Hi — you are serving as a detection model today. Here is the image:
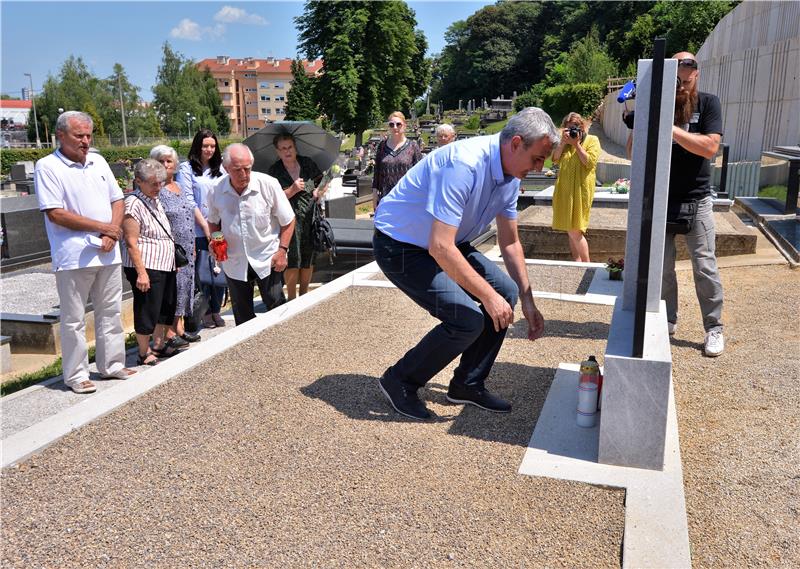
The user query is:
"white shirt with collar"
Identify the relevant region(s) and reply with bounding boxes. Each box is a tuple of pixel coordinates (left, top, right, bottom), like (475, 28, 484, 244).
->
(206, 171, 294, 281)
(34, 149, 124, 271)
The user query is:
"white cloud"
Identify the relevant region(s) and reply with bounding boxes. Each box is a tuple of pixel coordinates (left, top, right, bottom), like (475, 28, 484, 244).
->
(214, 6, 267, 25)
(170, 19, 226, 41)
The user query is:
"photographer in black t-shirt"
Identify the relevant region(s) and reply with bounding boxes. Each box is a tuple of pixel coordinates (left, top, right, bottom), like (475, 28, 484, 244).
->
(625, 52, 725, 357)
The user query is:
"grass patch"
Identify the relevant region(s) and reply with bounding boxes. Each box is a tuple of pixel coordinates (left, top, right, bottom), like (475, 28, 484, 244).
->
(356, 202, 374, 216)
(1, 333, 138, 397)
(758, 185, 787, 202)
(340, 130, 374, 152)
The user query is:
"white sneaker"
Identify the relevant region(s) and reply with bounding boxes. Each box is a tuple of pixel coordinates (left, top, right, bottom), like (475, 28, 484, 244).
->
(667, 322, 677, 336)
(704, 329, 724, 357)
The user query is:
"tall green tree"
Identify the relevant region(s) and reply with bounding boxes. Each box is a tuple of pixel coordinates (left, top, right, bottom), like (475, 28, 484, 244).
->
(296, 0, 427, 145)
(284, 59, 318, 121)
(152, 42, 229, 137)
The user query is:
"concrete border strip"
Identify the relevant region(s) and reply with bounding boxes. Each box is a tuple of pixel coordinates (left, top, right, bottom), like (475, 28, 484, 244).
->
(519, 363, 691, 568)
(1, 266, 377, 468)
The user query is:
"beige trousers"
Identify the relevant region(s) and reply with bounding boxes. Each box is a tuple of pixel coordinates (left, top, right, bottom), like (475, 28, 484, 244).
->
(55, 264, 126, 386)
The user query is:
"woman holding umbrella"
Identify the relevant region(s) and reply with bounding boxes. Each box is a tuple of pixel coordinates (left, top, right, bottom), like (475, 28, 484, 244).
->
(268, 133, 324, 300)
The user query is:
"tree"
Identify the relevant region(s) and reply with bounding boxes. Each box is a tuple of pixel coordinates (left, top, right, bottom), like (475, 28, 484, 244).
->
(296, 0, 427, 145)
(151, 43, 229, 137)
(284, 59, 318, 121)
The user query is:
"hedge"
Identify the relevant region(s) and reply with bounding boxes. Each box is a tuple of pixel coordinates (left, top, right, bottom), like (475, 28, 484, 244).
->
(1, 139, 242, 175)
(540, 83, 605, 124)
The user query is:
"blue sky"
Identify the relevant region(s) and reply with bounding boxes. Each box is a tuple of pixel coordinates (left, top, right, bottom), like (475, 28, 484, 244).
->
(1, 1, 494, 102)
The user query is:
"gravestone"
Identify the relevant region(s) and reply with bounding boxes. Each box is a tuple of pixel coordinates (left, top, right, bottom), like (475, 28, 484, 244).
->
(598, 57, 678, 471)
(9, 164, 30, 182)
(109, 162, 129, 179)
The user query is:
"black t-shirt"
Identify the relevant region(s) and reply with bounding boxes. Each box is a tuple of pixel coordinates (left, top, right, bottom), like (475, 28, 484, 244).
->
(624, 92, 723, 205)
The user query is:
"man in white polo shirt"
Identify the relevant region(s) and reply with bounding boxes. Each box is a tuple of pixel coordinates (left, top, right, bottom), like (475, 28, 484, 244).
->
(35, 111, 136, 394)
(207, 143, 295, 325)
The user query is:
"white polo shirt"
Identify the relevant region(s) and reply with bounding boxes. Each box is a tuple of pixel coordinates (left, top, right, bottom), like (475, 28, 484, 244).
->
(206, 171, 295, 281)
(35, 150, 124, 272)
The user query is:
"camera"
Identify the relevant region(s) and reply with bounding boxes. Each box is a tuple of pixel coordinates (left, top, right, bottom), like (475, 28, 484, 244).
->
(567, 126, 582, 139)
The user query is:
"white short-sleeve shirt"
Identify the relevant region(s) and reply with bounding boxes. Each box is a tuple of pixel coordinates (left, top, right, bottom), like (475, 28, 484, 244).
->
(34, 150, 124, 271)
(206, 171, 295, 281)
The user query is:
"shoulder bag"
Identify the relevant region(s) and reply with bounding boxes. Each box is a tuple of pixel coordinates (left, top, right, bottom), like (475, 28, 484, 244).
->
(133, 195, 189, 267)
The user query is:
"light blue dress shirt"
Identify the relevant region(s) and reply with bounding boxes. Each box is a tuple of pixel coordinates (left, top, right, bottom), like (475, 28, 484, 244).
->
(374, 134, 519, 248)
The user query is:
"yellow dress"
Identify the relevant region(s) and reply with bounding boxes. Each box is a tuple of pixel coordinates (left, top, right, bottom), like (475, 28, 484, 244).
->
(551, 134, 601, 232)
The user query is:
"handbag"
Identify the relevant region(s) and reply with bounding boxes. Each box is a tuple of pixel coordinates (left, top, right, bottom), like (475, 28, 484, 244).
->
(196, 248, 227, 288)
(665, 200, 698, 235)
(133, 195, 189, 268)
(311, 202, 337, 256)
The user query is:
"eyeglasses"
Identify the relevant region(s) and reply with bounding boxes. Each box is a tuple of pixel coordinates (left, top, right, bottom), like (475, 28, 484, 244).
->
(677, 58, 698, 69)
(387, 122, 403, 128)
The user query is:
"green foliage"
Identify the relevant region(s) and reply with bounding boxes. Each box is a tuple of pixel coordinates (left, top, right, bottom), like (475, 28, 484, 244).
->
(432, 1, 737, 110)
(285, 59, 319, 121)
(1, 139, 241, 175)
(296, 0, 427, 144)
(514, 85, 545, 112)
(464, 114, 481, 130)
(540, 83, 605, 123)
(152, 42, 230, 137)
(24, 56, 165, 145)
(758, 185, 787, 201)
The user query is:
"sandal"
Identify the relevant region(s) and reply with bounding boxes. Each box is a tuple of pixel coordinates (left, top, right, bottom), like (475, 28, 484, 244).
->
(151, 337, 187, 358)
(99, 367, 137, 380)
(67, 380, 97, 394)
(137, 352, 159, 366)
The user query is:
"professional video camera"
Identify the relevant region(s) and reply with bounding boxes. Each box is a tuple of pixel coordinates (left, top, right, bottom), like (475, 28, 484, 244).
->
(620, 76, 684, 129)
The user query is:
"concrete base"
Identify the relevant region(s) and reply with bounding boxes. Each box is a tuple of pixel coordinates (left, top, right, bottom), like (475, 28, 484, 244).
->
(519, 364, 691, 568)
(517, 205, 757, 262)
(0, 336, 11, 374)
(599, 299, 672, 471)
(1, 297, 135, 355)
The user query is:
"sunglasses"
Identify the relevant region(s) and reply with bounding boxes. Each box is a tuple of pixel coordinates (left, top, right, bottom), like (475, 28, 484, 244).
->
(388, 122, 403, 128)
(677, 58, 698, 69)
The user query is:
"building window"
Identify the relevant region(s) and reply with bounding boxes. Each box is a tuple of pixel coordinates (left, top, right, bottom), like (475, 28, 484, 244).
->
(260, 95, 270, 101)
(274, 95, 285, 102)
(274, 81, 285, 89)
(246, 100, 256, 106)
(223, 80, 229, 87)
(259, 81, 270, 89)
(275, 108, 285, 115)
(245, 88, 257, 93)
(262, 108, 271, 115)
(244, 73, 256, 78)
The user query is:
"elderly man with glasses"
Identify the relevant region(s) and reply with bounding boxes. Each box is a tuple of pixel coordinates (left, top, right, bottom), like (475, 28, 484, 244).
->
(34, 111, 136, 393)
(206, 144, 295, 325)
(625, 52, 726, 357)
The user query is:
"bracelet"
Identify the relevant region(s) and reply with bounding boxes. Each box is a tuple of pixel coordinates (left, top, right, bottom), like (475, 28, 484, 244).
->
(279, 245, 289, 252)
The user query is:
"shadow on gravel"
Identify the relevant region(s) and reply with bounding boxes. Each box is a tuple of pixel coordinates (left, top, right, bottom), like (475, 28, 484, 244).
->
(300, 362, 554, 447)
(506, 317, 609, 341)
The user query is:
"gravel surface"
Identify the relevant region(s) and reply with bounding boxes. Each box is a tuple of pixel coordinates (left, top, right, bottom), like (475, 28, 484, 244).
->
(1, 287, 625, 567)
(0, 263, 61, 314)
(671, 264, 800, 567)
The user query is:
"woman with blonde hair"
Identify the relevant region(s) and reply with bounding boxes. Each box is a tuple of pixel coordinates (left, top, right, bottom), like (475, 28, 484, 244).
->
(372, 111, 422, 210)
(551, 112, 602, 262)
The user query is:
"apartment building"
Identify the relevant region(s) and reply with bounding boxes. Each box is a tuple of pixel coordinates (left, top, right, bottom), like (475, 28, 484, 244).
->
(197, 56, 323, 137)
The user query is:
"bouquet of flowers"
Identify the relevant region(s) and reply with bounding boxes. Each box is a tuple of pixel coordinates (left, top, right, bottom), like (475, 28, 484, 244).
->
(610, 178, 630, 194)
(316, 163, 342, 200)
(605, 257, 624, 280)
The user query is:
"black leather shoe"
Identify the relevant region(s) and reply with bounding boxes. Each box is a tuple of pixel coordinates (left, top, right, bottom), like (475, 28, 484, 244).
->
(378, 373, 430, 420)
(446, 384, 511, 413)
(181, 332, 201, 343)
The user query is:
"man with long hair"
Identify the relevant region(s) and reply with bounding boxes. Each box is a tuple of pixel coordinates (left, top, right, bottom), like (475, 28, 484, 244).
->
(626, 52, 726, 357)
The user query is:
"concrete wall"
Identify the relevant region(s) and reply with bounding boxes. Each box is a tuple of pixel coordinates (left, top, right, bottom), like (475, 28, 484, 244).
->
(602, 1, 800, 163)
(697, 0, 800, 161)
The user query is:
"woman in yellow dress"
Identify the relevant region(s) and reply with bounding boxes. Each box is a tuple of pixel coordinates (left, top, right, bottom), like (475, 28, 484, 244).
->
(551, 112, 601, 262)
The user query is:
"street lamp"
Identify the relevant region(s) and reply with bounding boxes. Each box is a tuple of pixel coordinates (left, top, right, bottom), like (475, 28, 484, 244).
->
(24, 73, 41, 148)
(186, 113, 196, 138)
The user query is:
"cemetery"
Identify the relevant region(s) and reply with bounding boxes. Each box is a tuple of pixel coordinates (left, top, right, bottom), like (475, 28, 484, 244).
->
(1, 1, 799, 567)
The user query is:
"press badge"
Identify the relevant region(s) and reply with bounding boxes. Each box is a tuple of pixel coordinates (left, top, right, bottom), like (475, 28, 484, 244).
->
(689, 113, 700, 124)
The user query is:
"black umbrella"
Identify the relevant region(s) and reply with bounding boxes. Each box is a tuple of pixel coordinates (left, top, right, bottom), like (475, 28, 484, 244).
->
(243, 121, 342, 174)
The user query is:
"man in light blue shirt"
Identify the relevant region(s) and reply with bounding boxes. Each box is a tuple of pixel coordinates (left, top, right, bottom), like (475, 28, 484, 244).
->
(373, 107, 559, 420)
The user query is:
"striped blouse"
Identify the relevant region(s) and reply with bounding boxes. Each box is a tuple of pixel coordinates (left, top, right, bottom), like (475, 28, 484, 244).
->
(122, 189, 175, 272)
